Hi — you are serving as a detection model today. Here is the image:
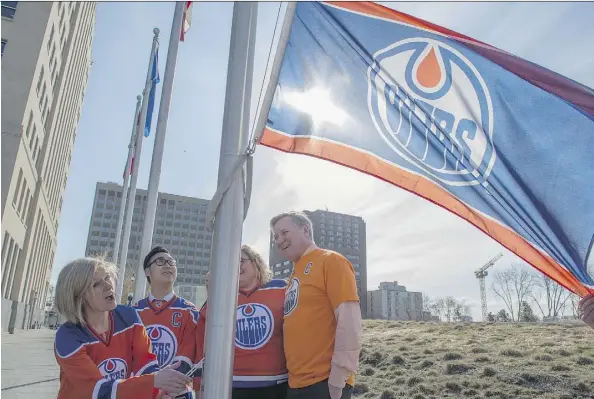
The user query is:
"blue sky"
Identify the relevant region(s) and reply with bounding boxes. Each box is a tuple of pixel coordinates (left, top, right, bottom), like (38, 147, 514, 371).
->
(52, 2, 594, 320)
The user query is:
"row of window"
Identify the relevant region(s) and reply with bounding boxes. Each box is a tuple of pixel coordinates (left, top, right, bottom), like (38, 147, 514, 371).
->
(12, 169, 32, 224)
(24, 111, 41, 162)
(1, 231, 21, 299)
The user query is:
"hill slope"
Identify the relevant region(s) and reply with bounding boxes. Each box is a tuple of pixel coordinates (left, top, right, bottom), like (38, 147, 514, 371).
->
(355, 320, 593, 398)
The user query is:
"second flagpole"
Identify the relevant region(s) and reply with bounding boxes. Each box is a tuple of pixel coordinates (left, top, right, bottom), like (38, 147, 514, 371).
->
(115, 29, 160, 303)
(133, 2, 186, 303)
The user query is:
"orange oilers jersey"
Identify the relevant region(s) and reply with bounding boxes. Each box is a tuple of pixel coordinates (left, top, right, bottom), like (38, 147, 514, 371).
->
(283, 249, 360, 388)
(54, 305, 160, 399)
(195, 279, 288, 388)
(134, 295, 199, 374)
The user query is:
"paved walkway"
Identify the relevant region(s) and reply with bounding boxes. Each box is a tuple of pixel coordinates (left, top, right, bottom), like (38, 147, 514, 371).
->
(1, 329, 59, 398)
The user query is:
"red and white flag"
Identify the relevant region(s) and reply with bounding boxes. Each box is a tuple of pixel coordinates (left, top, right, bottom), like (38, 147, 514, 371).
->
(180, 1, 192, 42)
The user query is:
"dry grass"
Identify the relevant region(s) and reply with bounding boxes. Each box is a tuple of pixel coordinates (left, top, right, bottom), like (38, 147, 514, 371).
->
(355, 320, 594, 398)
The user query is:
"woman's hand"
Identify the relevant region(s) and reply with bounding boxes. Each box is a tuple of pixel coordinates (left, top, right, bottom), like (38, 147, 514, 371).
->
(154, 361, 192, 394)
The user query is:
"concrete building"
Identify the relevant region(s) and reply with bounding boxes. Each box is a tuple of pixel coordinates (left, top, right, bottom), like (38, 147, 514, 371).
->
(367, 281, 423, 321)
(85, 182, 212, 293)
(1, 2, 96, 332)
(269, 210, 368, 317)
(175, 284, 207, 309)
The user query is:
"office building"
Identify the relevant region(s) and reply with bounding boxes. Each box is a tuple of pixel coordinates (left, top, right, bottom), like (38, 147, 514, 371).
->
(269, 209, 368, 317)
(367, 281, 423, 321)
(85, 182, 212, 292)
(1, 2, 96, 332)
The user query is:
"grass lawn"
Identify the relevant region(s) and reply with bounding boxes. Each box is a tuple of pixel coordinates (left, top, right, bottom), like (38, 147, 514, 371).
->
(354, 320, 594, 398)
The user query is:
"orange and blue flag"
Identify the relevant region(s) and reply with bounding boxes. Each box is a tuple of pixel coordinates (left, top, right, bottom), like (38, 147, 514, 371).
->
(261, 2, 594, 296)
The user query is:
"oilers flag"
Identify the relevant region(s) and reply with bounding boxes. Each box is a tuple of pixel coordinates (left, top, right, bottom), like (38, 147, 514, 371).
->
(261, 2, 594, 296)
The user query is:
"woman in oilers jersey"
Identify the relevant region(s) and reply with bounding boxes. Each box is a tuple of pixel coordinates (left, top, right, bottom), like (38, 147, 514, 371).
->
(53, 256, 192, 399)
(195, 245, 288, 399)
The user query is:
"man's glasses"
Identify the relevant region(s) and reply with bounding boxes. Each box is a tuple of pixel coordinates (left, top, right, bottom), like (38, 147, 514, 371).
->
(153, 257, 177, 267)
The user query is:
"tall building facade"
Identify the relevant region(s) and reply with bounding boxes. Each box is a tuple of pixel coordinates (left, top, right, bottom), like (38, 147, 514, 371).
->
(85, 182, 212, 295)
(269, 210, 368, 317)
(367, 281, 423, 321)
(1, 2, 96, 332)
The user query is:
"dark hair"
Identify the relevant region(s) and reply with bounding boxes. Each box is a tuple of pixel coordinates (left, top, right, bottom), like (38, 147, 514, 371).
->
(143, 246, 169, 284)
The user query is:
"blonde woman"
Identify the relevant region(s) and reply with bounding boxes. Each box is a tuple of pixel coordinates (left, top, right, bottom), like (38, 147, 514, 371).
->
(195, 245, 288, 399)
(54, 257, 192, 398)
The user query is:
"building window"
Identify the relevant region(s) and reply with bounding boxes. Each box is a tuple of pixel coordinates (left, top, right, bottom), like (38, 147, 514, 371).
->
(1, 1, 17, 19)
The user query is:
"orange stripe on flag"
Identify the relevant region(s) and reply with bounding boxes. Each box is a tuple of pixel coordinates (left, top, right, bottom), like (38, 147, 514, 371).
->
(324, 2, 494, 50)
(260, 127, 593, 297)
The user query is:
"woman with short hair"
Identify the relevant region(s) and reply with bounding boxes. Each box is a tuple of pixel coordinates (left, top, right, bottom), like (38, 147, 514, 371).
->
(195, 245, 288, 399)
(54, 256, 192, 398)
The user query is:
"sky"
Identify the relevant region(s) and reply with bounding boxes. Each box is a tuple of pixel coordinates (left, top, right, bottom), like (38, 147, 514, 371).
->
(51, 1, 594, 321)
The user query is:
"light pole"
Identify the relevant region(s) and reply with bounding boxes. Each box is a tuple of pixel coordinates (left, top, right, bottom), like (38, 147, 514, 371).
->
(127, 273, 136, 306)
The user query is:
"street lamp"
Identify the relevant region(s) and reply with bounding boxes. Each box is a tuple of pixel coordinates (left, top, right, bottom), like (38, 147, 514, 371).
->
(127, 273, 136, 306)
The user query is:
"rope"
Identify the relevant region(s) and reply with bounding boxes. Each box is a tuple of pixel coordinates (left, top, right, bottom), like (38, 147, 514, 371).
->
(247, 1, 284, 155)
(207, 3, 285, 229)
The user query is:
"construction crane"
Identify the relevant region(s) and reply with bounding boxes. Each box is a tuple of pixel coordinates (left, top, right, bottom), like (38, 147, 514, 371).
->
(475, 253, 504, 321)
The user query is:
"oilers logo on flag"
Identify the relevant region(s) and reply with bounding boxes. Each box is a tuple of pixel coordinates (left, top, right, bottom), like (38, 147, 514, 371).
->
(235, 303, 274, 350)
(284, 278, 299, 316)
(146, 325, 178, 367)
(97, 358, 128, 381)
(368, 38, 496, 187)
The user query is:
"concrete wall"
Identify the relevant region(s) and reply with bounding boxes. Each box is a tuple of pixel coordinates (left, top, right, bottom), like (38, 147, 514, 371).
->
(1, 298, 44, 333)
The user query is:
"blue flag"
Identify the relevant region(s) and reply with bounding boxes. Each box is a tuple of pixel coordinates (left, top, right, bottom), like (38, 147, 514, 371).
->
(145, 49, 160, 137)
(262, 2, 594, 296)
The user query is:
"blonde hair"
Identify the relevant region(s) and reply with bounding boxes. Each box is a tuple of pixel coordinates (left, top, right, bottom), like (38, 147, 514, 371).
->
(241, 244, 272, 285)
(55, 257, 118, 326)
(270, 211, 314, 240)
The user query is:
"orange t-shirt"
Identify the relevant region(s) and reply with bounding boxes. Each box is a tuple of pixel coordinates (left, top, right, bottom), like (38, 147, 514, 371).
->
(283, 248, 359, 388)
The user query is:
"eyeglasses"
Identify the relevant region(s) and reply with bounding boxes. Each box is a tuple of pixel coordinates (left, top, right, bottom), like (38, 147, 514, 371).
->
(153, 257, 177, 267)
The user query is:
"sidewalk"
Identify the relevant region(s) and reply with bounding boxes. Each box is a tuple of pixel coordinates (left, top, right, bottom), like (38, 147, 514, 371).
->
(1, 329, 59, 398)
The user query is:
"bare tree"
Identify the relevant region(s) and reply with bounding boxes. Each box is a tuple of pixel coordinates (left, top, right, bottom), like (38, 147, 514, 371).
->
(444, 296, 458, 322)
(492, 265, 537, 322)
(121, 264, 137, 304)
(529, 273, 572, 320)
(422, 293, 432, 321)
(430, 297, 445, 321)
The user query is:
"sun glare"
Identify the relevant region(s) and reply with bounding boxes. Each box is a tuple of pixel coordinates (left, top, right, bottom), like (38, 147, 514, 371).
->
(283, 87, 348, 129)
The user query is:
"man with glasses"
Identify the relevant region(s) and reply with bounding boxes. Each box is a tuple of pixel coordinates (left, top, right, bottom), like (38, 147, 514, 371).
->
(134, 246, 200, 398)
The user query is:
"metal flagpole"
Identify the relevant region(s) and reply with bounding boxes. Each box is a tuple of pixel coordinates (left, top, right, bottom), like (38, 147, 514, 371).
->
(115, 29, 160, 303)
(113, 96, 141, 273)
(133, 2, 185, 303)
(202, 2, 257, 398)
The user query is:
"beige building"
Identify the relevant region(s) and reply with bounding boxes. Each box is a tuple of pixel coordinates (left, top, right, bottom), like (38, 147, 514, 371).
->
(367, 281, 423, 321)
(1, 2, 96, 332)
(85, 182, 212, 290)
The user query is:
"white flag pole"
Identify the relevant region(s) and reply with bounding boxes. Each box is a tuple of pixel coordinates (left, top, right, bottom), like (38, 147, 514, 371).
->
(133, 2, 185, 303)
(116, 29, 160, 303)
(113, 95, 142, 270)
(202, 2, 258, 398)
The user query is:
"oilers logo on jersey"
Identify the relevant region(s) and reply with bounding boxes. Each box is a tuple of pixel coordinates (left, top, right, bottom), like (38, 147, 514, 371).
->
(283, 278, 299, 316)
(235, 303, 274, 350)
(97, 358, 128, 381)
(368, 37, 495, 187)
(146, 325, 178, 367)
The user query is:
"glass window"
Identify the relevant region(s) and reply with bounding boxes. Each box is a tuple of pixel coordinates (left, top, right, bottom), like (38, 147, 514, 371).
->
(1, 1, 17, 19)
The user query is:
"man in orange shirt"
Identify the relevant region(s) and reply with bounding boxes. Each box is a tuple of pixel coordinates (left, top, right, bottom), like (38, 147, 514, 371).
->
(271, 211, 362, 399)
